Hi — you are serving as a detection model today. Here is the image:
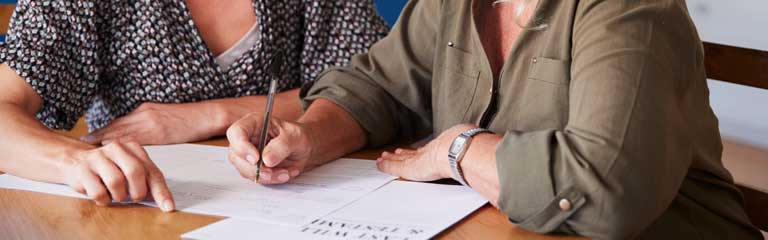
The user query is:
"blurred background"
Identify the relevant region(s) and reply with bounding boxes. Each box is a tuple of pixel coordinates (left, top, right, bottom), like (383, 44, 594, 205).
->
(0, 0, 765, 149)
(685, 0, 768, 149)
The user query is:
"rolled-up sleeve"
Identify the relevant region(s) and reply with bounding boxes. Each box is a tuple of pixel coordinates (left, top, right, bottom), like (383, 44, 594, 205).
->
(301, 0, 439, 147)
(496, 1, 704, 238)
(1, 0, 102, 130)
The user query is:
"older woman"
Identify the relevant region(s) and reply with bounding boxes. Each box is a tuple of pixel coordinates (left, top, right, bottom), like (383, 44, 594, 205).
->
(226, 0, 761, 239)
(0, 0, 387, 211)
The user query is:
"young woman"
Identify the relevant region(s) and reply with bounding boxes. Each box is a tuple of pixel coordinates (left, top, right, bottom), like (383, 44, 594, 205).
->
(0, 0, 387, 212)
(226, 0, 761, 239)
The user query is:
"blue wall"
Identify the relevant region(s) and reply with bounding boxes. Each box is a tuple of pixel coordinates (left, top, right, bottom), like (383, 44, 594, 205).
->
(374, 0, 407, 26)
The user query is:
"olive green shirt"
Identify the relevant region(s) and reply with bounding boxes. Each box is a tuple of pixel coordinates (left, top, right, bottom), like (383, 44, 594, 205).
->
(300, 0, 761, 239)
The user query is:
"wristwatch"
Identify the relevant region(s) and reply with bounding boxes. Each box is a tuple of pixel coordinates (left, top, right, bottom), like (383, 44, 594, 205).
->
(448, 128, 492, 187)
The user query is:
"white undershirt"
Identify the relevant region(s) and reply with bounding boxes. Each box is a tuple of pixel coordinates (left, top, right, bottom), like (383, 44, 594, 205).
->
(214, 22, 261, 72)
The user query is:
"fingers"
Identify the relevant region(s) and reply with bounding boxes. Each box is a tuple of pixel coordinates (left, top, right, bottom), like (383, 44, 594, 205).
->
(226, 114, 263, 165)
(101, 136, 138, 146)
(261, 137, 292, 167)
(257, 167, 302, 185)
(227, 114, 314, 185)
(394, 148, 417, 156)
(228, 151, 257, 181)
(377, 147, 444, 182)
(75, 141, 174, 212)
(227, 151, 300, 185)
(81, 118, 134, 145)
(289, 168, 301, 178)
(377, 149, 418, 179)
(107, 143, 149, 202)
(377, 149, 415, 162)
(93, 156, 129, 202)
(376, 156, 406, 178)
(112, 142, 175, 211)
(80, 168, 111, 206)
(146, 166, 175, 212)
(120, 141, 175, 212)
(81, 109, 152, 145)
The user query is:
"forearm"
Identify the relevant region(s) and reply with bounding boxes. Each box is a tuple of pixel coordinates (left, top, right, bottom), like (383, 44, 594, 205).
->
(460, 133, 504, 206)
(207, 88, 302, 137)
(297, 99, 367, 166)
(0, 103, 93, 183)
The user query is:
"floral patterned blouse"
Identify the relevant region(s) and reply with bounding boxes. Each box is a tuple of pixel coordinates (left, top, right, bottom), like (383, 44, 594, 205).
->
(0, 0, 389, 130)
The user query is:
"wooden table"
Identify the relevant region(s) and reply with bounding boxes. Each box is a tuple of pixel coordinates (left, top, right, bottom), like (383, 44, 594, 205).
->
(0, 120, 583, 240)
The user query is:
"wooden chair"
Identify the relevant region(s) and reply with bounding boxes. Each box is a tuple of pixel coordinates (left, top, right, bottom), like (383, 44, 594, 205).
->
(703, 42, 768, 233)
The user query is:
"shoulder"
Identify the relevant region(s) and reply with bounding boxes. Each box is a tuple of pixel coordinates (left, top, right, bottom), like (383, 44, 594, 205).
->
(572, 0, 701, 50)
(15, 0, 103, 14)
(11, 0, 108, 27)
(299, 0, 379, 14)
(574, 0, 693, 25)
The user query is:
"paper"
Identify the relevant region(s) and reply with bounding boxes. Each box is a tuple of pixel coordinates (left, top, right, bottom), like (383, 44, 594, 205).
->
(0, 144, 396, 227)
(183, 181, 489, 240)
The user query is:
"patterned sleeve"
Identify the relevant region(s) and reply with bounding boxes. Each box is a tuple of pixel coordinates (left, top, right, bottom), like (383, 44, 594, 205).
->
(299, 0, 390, 84)
(2, 0, 102, 130)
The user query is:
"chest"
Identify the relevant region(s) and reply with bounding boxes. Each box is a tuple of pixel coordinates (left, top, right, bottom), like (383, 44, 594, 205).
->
(432, 0, 575, 133)
(186, 0, 257, 56)
(477, 2, 524, 77)
(97, 1, 305, 101)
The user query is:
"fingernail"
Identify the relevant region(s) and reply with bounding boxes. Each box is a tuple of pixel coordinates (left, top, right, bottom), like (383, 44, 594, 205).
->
(278, 173, 289, 182)
(162, 200, 174, 212)
(261, 152, 272, 166)
(81, 135, 95, 143)
(260, 172, 272, 181)
(246, 155, 257, 164)
(290, 169, 300, 177)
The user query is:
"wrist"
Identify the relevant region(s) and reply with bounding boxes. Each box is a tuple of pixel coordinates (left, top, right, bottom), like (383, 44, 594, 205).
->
(208, 97, 263, 135)
(297, 100, 367, 166)
(439, 124, 478, 179)
(460, 133, 502, 177)
(443, 125, 497, 184)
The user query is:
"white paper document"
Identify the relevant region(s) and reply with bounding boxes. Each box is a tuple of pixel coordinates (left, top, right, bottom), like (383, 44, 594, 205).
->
(0, 144, 396, 227)
(182, 181, 489, 240)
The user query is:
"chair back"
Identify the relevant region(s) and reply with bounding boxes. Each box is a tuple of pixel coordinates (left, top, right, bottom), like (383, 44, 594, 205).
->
(704, 42, 768, 232)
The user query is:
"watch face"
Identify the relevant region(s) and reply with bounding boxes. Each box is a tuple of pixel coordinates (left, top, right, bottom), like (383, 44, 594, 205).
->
(450, 137, 467, 154)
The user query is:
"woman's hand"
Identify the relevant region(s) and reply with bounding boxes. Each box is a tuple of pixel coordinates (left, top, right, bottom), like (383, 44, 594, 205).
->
(226, 113, 314, 185)
(64, 141, 175, 212)
(81, 102, 222, 145)
(377, 124, 477, 182)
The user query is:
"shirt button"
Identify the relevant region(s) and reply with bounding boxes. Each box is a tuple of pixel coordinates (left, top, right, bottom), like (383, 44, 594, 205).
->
(558, 199, 572, 211)
(448, 41, 455, 47)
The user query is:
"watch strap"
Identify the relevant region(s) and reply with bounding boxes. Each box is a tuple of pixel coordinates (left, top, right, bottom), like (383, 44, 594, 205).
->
(449, 128, 492, 187)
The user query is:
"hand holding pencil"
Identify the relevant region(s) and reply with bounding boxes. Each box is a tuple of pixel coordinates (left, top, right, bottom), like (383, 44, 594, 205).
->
(225, 52, 315, 184)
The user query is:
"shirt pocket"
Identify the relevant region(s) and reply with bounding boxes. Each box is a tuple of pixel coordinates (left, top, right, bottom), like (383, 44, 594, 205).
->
(515, 57, 571, 130)
(527, 57, 570, 86)
(434, 46, 480, 129)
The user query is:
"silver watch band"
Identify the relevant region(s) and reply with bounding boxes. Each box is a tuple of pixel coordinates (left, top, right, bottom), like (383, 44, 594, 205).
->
(449, 128, 492, 187)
